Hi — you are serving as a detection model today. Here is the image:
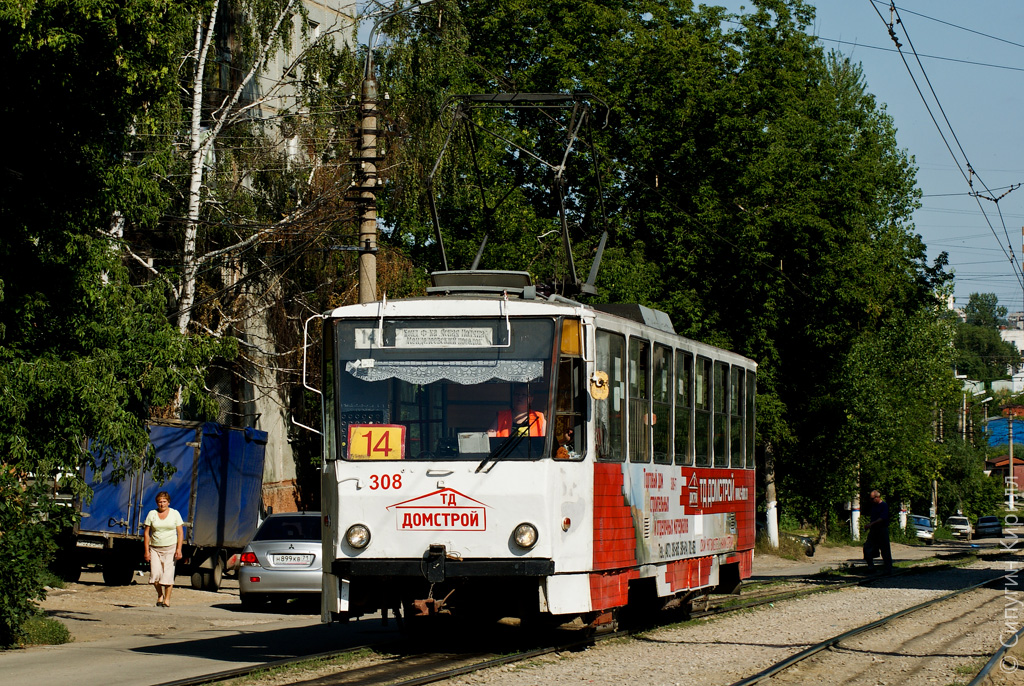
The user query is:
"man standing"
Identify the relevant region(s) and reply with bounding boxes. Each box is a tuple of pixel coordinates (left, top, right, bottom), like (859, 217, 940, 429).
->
(863, 489, 893, 571)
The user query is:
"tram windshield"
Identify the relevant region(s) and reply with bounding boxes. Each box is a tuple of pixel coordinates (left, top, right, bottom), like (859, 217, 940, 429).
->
(332, 317, 558, 461)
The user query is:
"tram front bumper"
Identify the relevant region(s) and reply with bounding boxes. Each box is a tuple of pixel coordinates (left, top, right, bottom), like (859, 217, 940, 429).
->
(332, 554, 555, 581)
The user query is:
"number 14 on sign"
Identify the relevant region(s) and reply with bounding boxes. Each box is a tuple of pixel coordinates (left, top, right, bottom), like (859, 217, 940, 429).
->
(348, 425, 405, 460)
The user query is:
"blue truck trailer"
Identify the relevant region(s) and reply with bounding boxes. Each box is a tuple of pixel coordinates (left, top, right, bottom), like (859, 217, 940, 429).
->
(70, 420, 267, 590)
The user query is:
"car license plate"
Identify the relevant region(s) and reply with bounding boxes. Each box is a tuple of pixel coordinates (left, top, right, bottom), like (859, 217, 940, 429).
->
(76, 540, 104, 549)
(273, 554, 313, 566)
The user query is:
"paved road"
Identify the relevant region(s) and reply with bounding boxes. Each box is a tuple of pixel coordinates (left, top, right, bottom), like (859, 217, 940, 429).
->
(2, 576, 400, 686)
(750, 537, 997, 580)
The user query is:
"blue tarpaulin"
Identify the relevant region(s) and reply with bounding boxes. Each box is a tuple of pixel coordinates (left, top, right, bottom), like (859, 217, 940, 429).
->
(80, 421, 267, 549)
(984, 417, 1024, 447)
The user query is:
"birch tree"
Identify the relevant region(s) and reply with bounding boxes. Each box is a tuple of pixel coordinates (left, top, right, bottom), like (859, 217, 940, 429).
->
(120, 0, 366, 421)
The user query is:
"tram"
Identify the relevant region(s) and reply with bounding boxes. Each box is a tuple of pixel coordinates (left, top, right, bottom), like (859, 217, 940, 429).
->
(316, 269, 756, 627)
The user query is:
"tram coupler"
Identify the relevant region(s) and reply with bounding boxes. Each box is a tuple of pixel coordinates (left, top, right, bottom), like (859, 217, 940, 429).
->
(411, 589, 455, 616)
(423, 544, 447, 582)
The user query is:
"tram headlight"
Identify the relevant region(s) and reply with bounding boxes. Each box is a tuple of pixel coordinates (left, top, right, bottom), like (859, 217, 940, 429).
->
(345, 524, 371, 549)
(513, 522, 538, 549)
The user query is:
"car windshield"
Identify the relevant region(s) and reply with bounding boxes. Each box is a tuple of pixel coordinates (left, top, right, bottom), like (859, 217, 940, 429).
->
(253, 515, 321, 541)
(912, 516, 929, 526)
(979, 517, 997, 523)
(948, 517, 967, 525)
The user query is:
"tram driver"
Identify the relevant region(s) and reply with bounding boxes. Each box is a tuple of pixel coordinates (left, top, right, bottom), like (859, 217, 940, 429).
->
(489, 384, 546, 437)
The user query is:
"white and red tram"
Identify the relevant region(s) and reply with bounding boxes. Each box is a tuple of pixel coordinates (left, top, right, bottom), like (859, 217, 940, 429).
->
(318, 270, 756, 626)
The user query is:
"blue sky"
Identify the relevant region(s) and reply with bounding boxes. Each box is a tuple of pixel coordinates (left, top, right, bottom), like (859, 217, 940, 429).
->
(773, 1, 1024, 313)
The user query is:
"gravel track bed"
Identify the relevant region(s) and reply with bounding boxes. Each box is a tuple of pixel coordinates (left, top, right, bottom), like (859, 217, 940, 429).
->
(441, 559, 1021, 686)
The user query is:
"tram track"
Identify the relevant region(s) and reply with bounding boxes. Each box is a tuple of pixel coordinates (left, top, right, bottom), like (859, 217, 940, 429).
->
(152, 554, 1002, 686)
(728, 570, 1011, 685)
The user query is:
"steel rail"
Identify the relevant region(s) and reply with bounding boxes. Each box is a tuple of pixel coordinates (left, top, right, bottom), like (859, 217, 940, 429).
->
(696, 556, 976, 618)
(150, 642, 388, 686)
(969, 622, 1024, 685)
(729, 570, 1010, 686)
(148, 558, 980, 686)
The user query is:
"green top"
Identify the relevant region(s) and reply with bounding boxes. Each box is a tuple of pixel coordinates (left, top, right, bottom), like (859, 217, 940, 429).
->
(144, 508, 183, 548)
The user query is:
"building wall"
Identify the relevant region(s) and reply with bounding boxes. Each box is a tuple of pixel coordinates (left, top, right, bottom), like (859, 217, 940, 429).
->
(246, 1, 355, 513)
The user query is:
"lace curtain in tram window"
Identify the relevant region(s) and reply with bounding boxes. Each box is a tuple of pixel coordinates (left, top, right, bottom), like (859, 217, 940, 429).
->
(345, 359, 544, 385)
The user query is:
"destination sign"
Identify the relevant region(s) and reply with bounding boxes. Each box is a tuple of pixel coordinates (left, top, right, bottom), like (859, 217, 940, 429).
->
(395, 327, 493, 348)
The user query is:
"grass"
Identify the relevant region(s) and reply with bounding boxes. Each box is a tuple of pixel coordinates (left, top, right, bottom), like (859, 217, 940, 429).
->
(37, 569, 67, 590)
(18, 615, 72, 646)
(754, 532, 812, 560)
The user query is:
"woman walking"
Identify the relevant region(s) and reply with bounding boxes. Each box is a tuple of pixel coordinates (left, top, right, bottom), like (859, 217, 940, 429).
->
(144, 491, 184, 607)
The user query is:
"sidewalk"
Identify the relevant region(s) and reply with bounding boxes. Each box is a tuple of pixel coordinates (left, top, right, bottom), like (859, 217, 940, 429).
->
(750, 538, 996, 580)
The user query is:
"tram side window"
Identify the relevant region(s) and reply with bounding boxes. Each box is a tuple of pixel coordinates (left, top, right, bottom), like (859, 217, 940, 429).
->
(713, 361, 728, 467)
(652, 344, 672, 464)
(595, 330, 626, 462)
(747, 371, 756, 470)
(628, 337, 651, 463)
(675, 350, 693, 466)
(731, 367, 744, 468)
(695, 356, 711, 467)
(555, 318, 586, 460)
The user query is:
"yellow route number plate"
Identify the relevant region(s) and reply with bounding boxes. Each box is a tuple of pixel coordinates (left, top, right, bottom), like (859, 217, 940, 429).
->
(347, 424, 406, 460)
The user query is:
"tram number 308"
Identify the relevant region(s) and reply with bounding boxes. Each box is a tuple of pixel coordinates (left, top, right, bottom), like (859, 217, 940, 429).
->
(369, 474, 402, 490)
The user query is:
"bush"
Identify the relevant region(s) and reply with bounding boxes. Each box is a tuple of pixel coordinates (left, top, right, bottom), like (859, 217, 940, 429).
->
(18, 614, 71, 646)
(37, 569, 66, 591)
(755, 530, 812, 560)
(892, 520, 916, 545)
(933, 525, 954, 541)
(0, 474, 63, 647)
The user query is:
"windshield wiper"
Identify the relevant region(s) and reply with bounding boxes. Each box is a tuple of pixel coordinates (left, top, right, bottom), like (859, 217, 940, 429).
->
(475, 414, 542, 473)
(475, 432, 526, 473)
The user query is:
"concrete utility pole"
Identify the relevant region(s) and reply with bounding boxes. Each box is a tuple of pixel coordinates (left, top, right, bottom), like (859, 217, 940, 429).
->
(355, 69, 379, 304)
(1002, 405, 1024, 510)
(355, 0, 436, 304)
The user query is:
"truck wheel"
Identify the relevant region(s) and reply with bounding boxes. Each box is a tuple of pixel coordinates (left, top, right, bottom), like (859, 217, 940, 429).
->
(62, 565, 83, 584)
(191, 571, 206, 590)
(205, 556, 224, 592)
(102, 558, 135, 586)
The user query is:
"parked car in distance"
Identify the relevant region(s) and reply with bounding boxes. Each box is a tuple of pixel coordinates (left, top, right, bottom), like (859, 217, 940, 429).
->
(239, 511, 322, 609)
(945, 515, 973, 539)
(975, 515, 1003, 538)
(910, 515, 934, 544)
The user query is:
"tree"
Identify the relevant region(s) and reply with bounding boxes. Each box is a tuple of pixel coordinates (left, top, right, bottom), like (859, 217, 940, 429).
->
(963, 292, 1007, 328)
(955, 293, 1020, 383)
(0, 0, 220, 643)
(372, 0, 953, 539)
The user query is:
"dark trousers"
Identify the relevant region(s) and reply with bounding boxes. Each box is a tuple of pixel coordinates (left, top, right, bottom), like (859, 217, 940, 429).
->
(863, 530, 892, 568)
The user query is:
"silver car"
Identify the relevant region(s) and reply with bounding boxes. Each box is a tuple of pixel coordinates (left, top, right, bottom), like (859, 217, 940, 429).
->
(910, 515, 934, 544)
(239, 511, 322, 609)
(945, 515, 972, 540)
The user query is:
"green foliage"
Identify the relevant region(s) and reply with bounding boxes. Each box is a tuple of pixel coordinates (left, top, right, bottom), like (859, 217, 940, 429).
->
(963, 292, 1007, 328)
(954, 293, 1020, 383)
(754, 529, 810, 561)
(0, 475, 64, 646)
(893, 520, 916, 545)
(937, 439, 1003, 520)
(17, 614, 72, 647)
(374, 0, 953, 530)
(0, 0, 220, 645)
